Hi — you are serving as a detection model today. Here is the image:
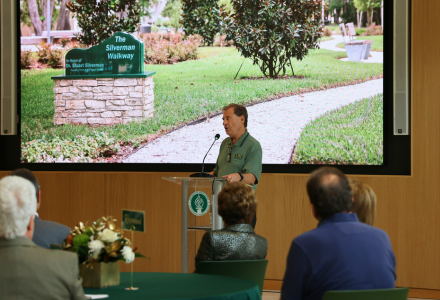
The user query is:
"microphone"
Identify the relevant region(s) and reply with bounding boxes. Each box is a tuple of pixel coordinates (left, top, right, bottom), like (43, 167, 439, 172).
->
(190, 134, 220, 178)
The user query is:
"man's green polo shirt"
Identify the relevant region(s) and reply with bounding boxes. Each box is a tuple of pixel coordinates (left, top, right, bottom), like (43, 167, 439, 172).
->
(212, 130, 262, 191)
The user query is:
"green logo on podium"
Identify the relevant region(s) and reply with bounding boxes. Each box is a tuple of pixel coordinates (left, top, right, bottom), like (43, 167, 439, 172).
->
(189, 191, 210, 216)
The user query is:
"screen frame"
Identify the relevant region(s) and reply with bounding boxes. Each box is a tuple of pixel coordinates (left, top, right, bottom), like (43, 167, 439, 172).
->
(0, 0, 411, 175)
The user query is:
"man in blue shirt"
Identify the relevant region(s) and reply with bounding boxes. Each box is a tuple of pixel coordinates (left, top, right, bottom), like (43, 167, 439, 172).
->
(281, 167, 396, 300)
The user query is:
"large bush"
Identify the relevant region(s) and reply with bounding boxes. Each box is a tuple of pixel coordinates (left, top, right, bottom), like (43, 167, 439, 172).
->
(142, 33, 203, 64)
(21, 50, 34, 69)
(66, 0, 141, 46)
(221, 0, 323, 78)
(180, 0, 222, 45)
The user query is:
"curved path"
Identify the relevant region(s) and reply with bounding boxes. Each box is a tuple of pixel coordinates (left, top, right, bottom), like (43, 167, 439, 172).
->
(124, 79, 383, 164)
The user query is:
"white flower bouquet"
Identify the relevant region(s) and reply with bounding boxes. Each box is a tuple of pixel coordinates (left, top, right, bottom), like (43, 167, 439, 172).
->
(62, 216, 147, 264)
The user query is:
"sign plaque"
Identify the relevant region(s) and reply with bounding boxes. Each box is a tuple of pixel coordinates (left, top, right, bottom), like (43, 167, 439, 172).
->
(65, 32, 145, 77)
(122, 209, 145, 232)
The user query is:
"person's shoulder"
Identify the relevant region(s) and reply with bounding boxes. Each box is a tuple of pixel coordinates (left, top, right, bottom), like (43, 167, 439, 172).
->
(361, 223, 392, 241)
(36, 218, 71, 231)
(246, 132, 262, 148)
(255, 233, 268, 245)
(35, 246, 77, 258)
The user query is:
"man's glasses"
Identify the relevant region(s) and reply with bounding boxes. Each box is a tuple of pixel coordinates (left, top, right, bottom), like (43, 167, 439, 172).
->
(227, 147, 231, 162)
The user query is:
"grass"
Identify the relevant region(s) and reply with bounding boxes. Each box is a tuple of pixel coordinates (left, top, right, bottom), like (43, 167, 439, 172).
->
(325, 25, 342, 35)
(292, 94, 383, 165)
(336, 35, 383, 52)
(21, 46, 383, 145)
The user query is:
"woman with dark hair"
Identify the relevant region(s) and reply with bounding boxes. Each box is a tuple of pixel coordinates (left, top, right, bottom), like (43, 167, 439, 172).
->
(195, 182, 268, 267)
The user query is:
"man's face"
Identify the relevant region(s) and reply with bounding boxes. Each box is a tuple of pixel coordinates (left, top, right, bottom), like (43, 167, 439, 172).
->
(223, 107, 245, 138)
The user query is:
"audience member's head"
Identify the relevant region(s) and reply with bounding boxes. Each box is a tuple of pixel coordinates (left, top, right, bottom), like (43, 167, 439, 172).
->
(307, 167, 353, 220)
(9, 168, 40, 209)
(0, 176, 36, 239)
(349, 178, 377, 225)
(218, 182, 257, 225)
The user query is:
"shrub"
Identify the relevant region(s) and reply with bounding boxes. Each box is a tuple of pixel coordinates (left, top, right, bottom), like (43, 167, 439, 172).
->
(355, 28, 367, 36)
(47, 49, 64, 68)
(362, 24, 383, 36)
(143, 33, 202, 64)
(59, 36, 72, 47)
(180, 0, 222, 45)
(36, 43, 65, 68)
(221, 0, 323, 78)
(21, 50, 34, 69)
(213, 35, 234, 47)
(65, 41, 88, 51)
(66, 0, 140, 46)
(322, 27, 332, 37)
(21, 133, 116, 163)
(36, 42, 52, 63)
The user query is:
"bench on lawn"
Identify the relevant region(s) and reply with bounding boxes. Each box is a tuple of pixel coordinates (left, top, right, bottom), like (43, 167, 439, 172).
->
(339, 22, 372, 61)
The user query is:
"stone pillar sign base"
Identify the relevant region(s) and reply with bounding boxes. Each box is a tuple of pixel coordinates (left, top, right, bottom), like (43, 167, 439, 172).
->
(52, 74, 155, 126)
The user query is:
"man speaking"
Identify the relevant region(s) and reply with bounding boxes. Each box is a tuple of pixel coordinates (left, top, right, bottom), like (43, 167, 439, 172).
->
(209, 103, 262, 228)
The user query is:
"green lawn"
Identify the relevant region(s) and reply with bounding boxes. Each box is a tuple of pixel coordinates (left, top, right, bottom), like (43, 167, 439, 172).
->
(336, 35, 383, 52)
(292, 94, 383, 165)
(325, 25, 341, 35)
(21, 46, 383, 149)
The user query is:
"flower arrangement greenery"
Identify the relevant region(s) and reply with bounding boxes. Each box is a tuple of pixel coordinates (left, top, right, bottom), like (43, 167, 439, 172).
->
(62, 216, 147, 264)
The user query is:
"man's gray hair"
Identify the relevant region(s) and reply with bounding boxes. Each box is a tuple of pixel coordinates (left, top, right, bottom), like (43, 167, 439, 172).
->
(0, 176, 36, 239)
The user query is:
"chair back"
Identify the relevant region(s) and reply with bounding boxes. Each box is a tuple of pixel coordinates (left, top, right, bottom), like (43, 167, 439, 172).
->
(323, 287, 409, 300)
(195, 259, 268, 296)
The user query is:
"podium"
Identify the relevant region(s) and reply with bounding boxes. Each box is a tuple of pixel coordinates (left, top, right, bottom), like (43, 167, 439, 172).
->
(162, 177, 227, 273)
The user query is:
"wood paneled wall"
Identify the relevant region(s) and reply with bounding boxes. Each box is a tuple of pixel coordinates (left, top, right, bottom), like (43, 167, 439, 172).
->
(1, 0, 439, 292)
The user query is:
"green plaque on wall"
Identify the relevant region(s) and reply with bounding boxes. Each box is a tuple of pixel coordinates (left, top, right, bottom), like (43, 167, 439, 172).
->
(65, 32, 144, 76)
(122, 209, 145, 232)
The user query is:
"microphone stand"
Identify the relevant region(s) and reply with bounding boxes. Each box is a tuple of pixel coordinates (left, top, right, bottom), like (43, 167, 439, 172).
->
(190, 135, 219, 178)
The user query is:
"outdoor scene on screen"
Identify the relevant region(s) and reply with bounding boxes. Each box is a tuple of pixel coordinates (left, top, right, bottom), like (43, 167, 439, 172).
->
(20, 0, 384, 165)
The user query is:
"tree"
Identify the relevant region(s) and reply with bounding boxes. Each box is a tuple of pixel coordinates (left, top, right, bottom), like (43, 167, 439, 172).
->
(180, 0, 222, 45)
(353, 0, 381, 26)
(56, 0, 71, 30)
(328, 0, 344, 24)
(23, 0, 55, 36)
(162, 0, 182, 30)
(218, 0, 234, 14)
(221, 0, 323, 79)
(66, 0, 141, 46)
(138, 0, 157, 18)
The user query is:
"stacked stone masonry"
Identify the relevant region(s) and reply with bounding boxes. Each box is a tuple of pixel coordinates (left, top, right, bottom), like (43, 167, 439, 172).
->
(53, 77, 154, 125)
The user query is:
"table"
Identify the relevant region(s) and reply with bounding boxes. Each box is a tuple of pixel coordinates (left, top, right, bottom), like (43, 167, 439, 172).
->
(84, 272, 262, 300)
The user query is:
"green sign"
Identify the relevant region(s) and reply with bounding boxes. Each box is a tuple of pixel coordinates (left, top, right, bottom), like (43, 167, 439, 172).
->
(188, 191, 210, 216)
(65, 32, 144, 76)
(122, 209, 145, 232)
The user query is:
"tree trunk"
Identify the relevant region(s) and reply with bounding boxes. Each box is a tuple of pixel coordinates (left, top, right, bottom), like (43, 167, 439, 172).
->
(57, 0, 70, 30)
(28, 0, 42, 36)
(41, 0, 55, 32)
(366, 9, 371, 26)
(335, 8, 341, 24)
(64, 10, 71, 30)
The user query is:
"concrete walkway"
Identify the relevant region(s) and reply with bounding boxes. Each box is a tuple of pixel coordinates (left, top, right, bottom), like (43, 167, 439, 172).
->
(124, 79, 383, 164)
(319, 35, 383, 64)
